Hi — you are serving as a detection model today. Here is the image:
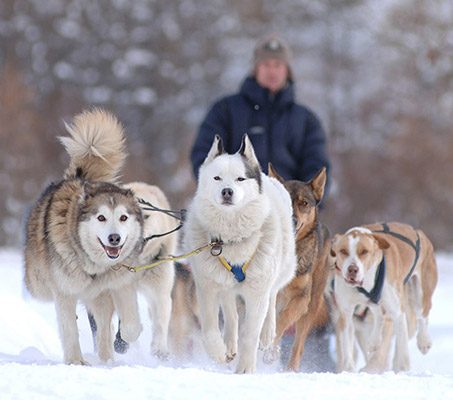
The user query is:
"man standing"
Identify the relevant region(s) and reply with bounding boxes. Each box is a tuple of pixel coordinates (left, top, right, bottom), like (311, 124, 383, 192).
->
(191, 33, 330, 187)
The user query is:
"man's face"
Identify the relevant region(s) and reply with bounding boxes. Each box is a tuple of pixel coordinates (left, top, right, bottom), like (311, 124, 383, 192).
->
(255, 59, 289, 94)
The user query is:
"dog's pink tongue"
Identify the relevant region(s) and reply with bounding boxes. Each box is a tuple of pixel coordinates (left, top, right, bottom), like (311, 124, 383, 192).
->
(106, 247, 120, 257)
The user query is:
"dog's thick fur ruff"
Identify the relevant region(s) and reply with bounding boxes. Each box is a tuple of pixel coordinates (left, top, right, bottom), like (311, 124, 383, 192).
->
(266, 165, 331, 371)
(184, 134, 297, 373)
(330, 222, 438, 373)
(24, 109, 144, 365)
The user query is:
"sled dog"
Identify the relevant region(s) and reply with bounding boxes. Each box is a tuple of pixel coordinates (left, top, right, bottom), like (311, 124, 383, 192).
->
(330, 222, 438, 372)
(24, 109, 144, 365)
(123, 181, 177, 359)
(266, 165, 331, 372)
(184, 134, 297, 373)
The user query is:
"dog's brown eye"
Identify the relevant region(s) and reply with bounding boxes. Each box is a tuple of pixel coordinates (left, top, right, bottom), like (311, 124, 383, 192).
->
(97, 215, 106, 222)
(361, 249, 368, 255)
(120, 215, 128, 222)
(340, 249, 348, 255)
(300, 201, 308, 207)
(214, 176, 221, 181)
(237, 177, 246, 182)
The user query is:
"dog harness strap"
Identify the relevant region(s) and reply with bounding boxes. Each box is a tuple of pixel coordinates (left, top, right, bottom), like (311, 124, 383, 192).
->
(218, 257, 247, 282)
(373, 223, 421, 285)
(356, 252, 386, 304)
(218, 247, 258, 283)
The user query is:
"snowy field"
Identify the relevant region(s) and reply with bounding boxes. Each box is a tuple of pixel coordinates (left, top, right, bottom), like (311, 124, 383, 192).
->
(0, 248, 452, 399)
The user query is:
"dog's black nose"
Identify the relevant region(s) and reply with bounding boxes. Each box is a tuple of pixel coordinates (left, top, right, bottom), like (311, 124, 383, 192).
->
(108, 233, 121, 246)
(221, 188, 233, 200)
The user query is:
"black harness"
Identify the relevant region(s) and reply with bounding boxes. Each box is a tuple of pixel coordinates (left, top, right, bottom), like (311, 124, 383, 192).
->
(356, 223, 421, 304)
(372, 223, 421, 285)
(138, 198, 187, 242)
(356, 252, 386, 304)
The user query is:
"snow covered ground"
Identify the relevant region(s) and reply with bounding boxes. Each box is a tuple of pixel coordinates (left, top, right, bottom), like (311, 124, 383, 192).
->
(0, 248, 452, 399)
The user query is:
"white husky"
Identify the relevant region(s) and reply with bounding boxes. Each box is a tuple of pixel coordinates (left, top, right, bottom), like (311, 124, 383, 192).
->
(184, 134, 297, 373)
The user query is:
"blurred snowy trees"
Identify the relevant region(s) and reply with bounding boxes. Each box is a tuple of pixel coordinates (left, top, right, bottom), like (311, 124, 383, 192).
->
(0, 0, 452, 249)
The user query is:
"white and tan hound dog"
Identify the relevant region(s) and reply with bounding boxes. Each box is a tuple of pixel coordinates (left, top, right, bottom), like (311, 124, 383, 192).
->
(330, 222, 438, 373)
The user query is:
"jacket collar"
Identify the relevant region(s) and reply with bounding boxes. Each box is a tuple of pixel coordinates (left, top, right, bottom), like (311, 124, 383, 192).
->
(240, 77, 295, 110)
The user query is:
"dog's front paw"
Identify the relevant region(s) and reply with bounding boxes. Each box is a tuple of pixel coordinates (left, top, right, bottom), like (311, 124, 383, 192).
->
(259, 325, 275, 349)
(262, 346, 279, 365)
(120, 321, 142, 343)
(66, 357, 90, 366)
(235, 357, 257, 374)
(152, 347, 170, 361)
(151, 337, 170, 361)
(225, 338, 237, 363)
(204, 332, 228, 364)
(417, 332, 432, 355)
(98, 343, 114, 363)
(360, 364, 381, 374)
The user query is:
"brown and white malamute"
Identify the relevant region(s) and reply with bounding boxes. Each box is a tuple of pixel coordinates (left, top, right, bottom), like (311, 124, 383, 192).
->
(24, 109, 144, 365)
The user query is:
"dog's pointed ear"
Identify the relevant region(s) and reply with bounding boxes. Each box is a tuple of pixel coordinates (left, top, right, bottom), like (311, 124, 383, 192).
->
(330, 234, 339, 257)
(373, 234, 390, 250)
(309, 167, 327, 204)
(238, 134, 260, 167)
(268, 163, 284, 183)
(80, 181, 96, 201)
(204, 134, 225, 164)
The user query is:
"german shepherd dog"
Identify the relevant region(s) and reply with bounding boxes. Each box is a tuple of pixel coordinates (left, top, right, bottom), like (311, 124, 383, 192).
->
(24, 109, 144, 365)
(266, 165, 331, 372)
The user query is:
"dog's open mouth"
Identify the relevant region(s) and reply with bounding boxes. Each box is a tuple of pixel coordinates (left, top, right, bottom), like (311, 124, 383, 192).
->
(345, 277, 363, 287)
(99, 239, 123, 259)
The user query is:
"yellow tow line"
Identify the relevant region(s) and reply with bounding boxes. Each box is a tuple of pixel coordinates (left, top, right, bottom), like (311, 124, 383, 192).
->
(120, 240, 222, 273)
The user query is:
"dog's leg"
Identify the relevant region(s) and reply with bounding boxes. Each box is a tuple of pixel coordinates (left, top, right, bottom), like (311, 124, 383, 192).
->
(392, 312, 410, 372)
(387, 299, 410, 372)
(367, 304, 384, 353)
(360, 316, 393, 373)
(262, 287, 311, 366)
(54, 293, 88, 365)
(336, 307, 356, 372)
(260, 290, 278, 349)
(407, 275, 432, 355)
(285, 292, 330, 372)
(285, 309, 312, 372)
(141, 286, 172, 360)
(220, 292, 238, 361)
(87, 292, 115, 363)
(236, 291, 270, 374)
(111, 284, 142, 344)
(416, 250, 437, 355)
(196, 284, 227, 364)
(169, 276, 193, 359)
(276, 291, 310, 343)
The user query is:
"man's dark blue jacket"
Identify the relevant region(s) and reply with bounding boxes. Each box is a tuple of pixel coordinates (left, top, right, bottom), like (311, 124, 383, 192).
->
(191, 77, 330, 184)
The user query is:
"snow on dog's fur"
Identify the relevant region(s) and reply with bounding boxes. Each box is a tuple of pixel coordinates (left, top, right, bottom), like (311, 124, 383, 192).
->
(24, 109, 144, 365)
(184, 134, 297, 373)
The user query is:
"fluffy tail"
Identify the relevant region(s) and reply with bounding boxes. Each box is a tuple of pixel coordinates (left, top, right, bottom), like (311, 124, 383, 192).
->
(59, 108, 127, 183)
